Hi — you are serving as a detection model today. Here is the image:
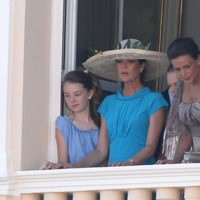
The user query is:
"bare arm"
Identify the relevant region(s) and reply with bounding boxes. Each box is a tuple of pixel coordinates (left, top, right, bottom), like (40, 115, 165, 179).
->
(175, 133, 192, 162)
(157, 133, 192, 164)
(41, 128, 68, 169)
(71, 116, 109, 168)
(119, 108, 165, 166)
(56, 129, 68, 163)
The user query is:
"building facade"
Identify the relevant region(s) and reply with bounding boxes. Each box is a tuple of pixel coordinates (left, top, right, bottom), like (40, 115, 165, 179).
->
(1, 0, 200, 199)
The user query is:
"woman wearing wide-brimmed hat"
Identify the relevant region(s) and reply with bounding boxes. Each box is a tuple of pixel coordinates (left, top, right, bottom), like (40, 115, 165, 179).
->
(65, 39, 168, 167)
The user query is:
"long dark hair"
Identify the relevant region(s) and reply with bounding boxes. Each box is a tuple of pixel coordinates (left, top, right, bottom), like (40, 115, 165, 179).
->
(63, 70, 102, 128)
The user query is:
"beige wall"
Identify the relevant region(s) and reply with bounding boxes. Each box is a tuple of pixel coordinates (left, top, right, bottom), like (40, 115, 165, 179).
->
(8, 0, 53, 171)
(21, 0, 52, 170)
(8, 0, 26, 171)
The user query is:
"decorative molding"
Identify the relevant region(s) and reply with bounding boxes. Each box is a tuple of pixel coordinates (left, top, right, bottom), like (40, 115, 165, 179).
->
(0, 176, 10, 196)
(1, 164, 200, 196)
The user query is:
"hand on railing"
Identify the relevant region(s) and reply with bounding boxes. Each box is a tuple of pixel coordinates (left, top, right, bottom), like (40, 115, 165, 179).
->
(156, 159, 177, 164)
(39, 161, 73, 169)
(108, 159, 136, 167)
(39, 161, 56, 170)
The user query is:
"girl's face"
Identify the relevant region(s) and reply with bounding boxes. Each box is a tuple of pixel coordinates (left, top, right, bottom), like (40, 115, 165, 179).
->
(167, 71, 179, 96)
(63, 82, 93, 113)
(116, 59, 144, 83)
(171, 54, 200, 84)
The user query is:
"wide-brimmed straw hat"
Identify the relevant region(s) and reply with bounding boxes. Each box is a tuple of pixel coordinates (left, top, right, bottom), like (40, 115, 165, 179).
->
(83, 39, 169, 82)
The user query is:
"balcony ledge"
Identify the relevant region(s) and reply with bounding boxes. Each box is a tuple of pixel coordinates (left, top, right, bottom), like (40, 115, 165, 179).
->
(1, 163, 200, 196)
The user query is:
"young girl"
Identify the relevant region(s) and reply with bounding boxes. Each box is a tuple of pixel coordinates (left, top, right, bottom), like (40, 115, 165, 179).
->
(41, 70, 102, 169)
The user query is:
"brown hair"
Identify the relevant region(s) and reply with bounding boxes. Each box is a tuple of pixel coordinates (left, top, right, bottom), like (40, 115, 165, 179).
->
(63, 70, 102, 128)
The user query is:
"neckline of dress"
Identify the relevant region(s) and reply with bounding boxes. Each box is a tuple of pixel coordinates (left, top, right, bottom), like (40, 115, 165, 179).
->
(64, 115, 98, 133)
(117, 87, 149, 99)
(180, 101, 200, 106)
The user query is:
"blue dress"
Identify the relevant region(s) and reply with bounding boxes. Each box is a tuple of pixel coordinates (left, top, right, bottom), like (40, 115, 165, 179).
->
(55, 115, 99, 164)
(98, 87, 168, 164)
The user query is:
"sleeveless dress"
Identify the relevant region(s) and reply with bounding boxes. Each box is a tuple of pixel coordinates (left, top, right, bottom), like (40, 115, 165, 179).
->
(179, 102, 200, 152)
(163, 80, 200, 160)
(55, 115, 99, 164)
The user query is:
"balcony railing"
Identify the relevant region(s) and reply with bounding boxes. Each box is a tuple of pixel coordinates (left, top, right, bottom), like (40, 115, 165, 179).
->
(1, 163, 200, 200)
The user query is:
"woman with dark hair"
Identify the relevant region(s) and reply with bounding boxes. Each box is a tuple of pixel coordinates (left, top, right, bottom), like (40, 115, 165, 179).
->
(63, 39, 168, 168)
(157, 37, 200, 164)
(41, 70, 102, 169)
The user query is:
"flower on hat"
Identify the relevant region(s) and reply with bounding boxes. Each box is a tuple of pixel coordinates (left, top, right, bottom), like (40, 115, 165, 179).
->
(117, 38, 151, 50)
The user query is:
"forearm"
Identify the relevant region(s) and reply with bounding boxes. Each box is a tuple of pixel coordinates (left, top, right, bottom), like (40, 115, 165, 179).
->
(128, 145, 156, 165)
(72, 149, 108, 168)
(174, 133, 192, 163)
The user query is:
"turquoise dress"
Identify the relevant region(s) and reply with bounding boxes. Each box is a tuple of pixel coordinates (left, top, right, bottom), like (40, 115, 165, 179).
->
(98, 87, 168, 164)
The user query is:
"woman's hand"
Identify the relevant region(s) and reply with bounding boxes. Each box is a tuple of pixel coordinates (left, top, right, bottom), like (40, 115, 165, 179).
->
(156, 159, 177, 164)
(108, 162, 123, 166)
(39, 161, 73, 169)
(39, 161, 56, 170)
(108, 159, 136, 167)
(52, 161, 73, 169)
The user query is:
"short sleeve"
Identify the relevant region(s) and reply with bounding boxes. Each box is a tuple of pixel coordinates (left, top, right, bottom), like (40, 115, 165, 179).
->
(147, 92, 168, 116)
(55, 115, 71, 143)
(98, 96, 111, 118)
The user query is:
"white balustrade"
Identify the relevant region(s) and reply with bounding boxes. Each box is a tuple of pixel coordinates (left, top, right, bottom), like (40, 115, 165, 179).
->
(128, 189, 152, 200)
(100, 190, 124, 200)
(185, 186, 200, 200)
(44, 192, 67, 200)
(1, 164, 200, 200)
(73, 191, 96, 200)
(21, 194, 40, 200)
(156, 188, 181, 200)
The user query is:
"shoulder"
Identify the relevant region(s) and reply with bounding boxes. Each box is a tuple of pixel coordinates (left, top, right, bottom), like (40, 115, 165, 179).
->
(103, 93, 117, 101)
(55, 115, 71, 128)
(100, 93, 117, 106)
(56, 115, 67, 123)
(98, 94, 117, 115)
(144, 88, 165, 101)
(142, 88, 168, 114)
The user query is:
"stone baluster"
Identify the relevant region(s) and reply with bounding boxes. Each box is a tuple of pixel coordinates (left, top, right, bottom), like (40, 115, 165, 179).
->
(100, 190, 124, 200)
(21, 194, 40, 200)
(156, 188, 181, 200)
(128, 189, 152, 200)
(0, 197, 16, 200)
(73, 191, 96, 200)
(44, 192, 67, 200)
(185, 187, 200, 200)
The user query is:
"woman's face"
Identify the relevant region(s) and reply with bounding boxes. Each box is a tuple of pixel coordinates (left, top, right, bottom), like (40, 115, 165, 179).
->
(116, 59, 144, 83)
(171, 54, 200, 84)
(63, 82, 93, 113)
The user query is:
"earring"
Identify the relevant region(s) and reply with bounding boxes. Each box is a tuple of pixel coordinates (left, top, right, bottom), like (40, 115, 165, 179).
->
(140, 68, 143, 73)
(88, 96, 91, 100)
